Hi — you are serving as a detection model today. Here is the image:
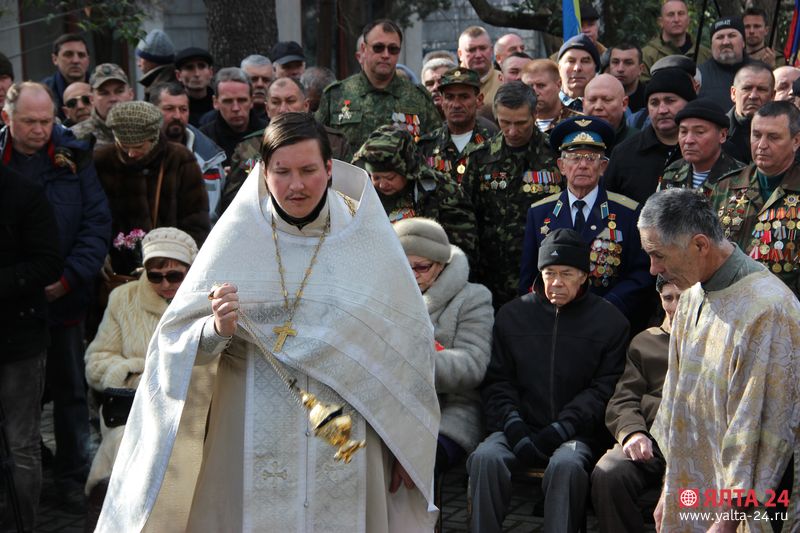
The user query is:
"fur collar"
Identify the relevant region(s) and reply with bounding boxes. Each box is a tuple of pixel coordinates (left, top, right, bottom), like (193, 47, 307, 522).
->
(136, 272, 169, 317)
(423, 245, 469, 314)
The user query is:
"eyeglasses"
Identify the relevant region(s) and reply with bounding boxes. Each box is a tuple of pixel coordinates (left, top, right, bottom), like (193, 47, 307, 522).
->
(561, 152, 607, 163)
(146, 270, 185, 284)
(367, 42, 402, 55)
(410, 263, 434, 274)
(64, 95, 90, 108)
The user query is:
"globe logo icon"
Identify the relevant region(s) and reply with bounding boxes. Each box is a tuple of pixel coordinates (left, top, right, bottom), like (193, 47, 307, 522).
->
(679, 488, 699, 507)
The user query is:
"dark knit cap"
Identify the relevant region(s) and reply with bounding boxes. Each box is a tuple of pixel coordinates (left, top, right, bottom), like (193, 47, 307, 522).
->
(0, 53, 13, 80)
(711, 17, 745, 39)
(675, 98, 729, 128)
(538, 228, 590, 273)
(580, 3, 600, 20)
(645, 69, 696, 102)
(558, 34, 600, 71)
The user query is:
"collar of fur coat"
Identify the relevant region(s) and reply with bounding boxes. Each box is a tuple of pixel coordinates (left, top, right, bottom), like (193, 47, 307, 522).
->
(422, 245, 469, 314)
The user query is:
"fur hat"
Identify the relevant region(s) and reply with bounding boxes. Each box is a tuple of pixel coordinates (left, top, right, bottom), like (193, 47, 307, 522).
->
(538, 228, 590, 273)
(393, 217, 452, 264)
(106, 101, 163, 145)
(142, 227, 198, 266)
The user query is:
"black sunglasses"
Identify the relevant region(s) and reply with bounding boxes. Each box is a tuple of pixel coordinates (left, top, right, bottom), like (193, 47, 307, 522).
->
(146, 270, 185, 284)
(64, 95, 91, 108)
(367, 42, 401, 55)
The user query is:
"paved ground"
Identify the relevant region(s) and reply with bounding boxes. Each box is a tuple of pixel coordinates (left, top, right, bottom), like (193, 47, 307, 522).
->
(37, 405, 612, 532)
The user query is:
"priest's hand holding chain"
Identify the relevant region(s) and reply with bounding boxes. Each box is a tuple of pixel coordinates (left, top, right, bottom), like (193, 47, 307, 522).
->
(210, 283, 239, 337)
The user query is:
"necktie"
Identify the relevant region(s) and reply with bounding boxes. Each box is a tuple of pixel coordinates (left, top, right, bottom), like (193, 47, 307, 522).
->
(573, 199, 586, 233)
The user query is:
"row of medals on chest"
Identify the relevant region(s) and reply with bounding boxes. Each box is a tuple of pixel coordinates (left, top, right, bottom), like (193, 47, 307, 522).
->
(481, 170, 560, 192)
(721, 192, 799, 273)
(589, 216, 622, 285)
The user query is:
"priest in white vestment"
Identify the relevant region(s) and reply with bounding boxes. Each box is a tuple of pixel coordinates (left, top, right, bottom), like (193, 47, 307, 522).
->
(638, 188, 800, 533)
(95, 113, 441, 533)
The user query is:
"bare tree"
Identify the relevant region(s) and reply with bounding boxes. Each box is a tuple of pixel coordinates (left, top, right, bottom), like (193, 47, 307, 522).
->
(204, 0, 277, 68)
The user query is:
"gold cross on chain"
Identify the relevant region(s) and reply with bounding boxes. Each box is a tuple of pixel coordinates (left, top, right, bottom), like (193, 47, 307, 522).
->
(272, 320, 297, 352)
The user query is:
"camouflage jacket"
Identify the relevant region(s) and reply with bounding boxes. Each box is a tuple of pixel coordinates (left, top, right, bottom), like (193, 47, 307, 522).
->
(658, 151, 744, 193)
(218, 125, 352, 216)
(708, 162, 800, 297)
(462, 130, 560, 308)
(315, 72, 441, 151)
(70, 108, 114, 151)
(641, 34, 712, 81)
(417, 121, 497, 187)
(379, 168, 477, 267)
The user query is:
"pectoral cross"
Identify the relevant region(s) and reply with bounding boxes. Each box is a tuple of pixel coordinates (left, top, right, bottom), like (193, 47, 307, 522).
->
(272, 320, 297, 352)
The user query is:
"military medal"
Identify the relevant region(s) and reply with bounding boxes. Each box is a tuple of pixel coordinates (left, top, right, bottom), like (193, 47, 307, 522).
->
(338, 99, 352, 122)
(541, 217, 551, 235)
(457, 163, 466, 174)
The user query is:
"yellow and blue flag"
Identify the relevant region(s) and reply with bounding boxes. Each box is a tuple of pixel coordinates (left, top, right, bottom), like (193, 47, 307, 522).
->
(563, 0, 581, 39)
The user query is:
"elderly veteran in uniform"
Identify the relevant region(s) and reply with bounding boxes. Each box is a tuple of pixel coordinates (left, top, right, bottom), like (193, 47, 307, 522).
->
(469, 228, 628, 533)
(708, 100, 800, 297)
(417, 67, 497, 189)
(519, 116, 653, 329)
(590, 275, 683, 533)
(658, 98, 744, 192)
(353, 124, 477, 266)
(94, 101, 210, 277)
(393, 217, 492, 481)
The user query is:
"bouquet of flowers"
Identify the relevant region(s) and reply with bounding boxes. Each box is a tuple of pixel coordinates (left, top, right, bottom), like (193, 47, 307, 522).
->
(113, 228, 147, 273)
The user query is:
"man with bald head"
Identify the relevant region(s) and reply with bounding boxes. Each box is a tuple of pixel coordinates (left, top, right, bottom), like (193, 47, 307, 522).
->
(61, 81, 92, 126)
(774, 66, 800, 102)
(583, 74, 638, 150)
(494, 33, 525, 67)
(0, 81, 110, 510)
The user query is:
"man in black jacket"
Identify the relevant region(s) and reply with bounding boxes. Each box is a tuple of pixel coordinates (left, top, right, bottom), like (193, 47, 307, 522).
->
(468, 228, 628, 533)
(0, 164, 63, 531)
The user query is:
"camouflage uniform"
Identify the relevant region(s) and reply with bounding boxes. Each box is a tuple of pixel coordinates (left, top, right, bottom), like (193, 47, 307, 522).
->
(709, 163, 800, 297)
(218, 125, 352, 216)
(352, 125, 477, 266)
(462, 130, 561, 308)
(71, 108, 114, 151)
(316, 71, 441, 152)
(658, 151, 744, 193)
(418, 124, 495, 188)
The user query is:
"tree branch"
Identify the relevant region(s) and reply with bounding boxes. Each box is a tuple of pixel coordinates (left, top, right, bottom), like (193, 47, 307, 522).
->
(466, 0, 551, 30)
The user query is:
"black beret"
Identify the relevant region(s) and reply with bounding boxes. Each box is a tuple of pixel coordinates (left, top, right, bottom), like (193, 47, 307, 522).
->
(675, 98, 730, 128)
(175, 47, 213, 69)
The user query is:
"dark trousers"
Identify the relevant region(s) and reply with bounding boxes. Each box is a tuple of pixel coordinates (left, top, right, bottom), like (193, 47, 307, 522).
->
(468, 431, 593, 533)
(591, 443, 665, 533)
(45, 323, 90, 490)
(0, 354, 46, 533)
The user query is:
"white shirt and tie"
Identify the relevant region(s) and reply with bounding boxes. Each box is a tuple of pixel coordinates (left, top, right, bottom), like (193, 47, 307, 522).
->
(567, 186, 599, 232)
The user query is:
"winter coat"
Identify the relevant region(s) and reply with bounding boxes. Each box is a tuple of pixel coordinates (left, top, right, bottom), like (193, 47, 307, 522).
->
(84, 274, 216, 496)
(0, 124, 111, 324)
(424, 246, 493, 453)
(185, 125, 226, 222)
(0, 165, 63, 361)
(94, 135, 210, 275)
(482, 278, 628, 450)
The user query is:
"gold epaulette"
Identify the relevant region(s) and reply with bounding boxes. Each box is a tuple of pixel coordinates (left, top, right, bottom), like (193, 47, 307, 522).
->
(531, 192, 562, 208)
(606, 191, 639, 210)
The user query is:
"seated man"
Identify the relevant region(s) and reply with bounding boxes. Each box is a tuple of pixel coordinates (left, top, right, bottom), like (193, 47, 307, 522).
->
(590, 276, 683, 533)
(468, 228, 628, 533)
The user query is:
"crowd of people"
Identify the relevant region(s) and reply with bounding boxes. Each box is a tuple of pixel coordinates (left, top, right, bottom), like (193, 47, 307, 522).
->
(1, 2, 800, 532)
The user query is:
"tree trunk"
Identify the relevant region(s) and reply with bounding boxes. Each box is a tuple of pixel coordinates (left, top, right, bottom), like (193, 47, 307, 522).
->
(204, 0, 277, 69)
